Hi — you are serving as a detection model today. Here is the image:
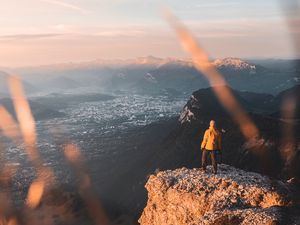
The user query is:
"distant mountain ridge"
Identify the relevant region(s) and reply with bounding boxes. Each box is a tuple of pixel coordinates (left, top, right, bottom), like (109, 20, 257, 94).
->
(11, 56, 257, 71)
(0, 70, 40, 95)
(1, 57, 298, 96)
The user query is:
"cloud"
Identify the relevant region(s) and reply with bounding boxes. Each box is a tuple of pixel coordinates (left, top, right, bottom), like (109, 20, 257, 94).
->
(195, 1, 240, 8)
(0, 33, 63, 41)
(39, 0, 90, 14)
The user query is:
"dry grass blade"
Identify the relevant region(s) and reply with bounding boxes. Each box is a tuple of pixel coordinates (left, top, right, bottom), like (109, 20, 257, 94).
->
(0, 106, 20, 140)
(64, 144, 81, 163)
(5, 76, 55, 212)
(0, 103, 21, 223)
(279, 0, 300, 177)
(163, 9, 259, 140)
(26, 180, 45, 209)
(280, 91, 297, 176)
(0, 217, 17, 225)
(8, 76, 39, 162)
(7, 218, 18, 225)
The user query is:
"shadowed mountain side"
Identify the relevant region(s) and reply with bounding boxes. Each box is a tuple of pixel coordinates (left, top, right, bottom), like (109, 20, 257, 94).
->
(271, 85, 300, 119)
(37, 76, 82, 92)
(0, 98, 65, 120)
(85, 118, 179, 222)
(134, 64, 209, 95)
(0, 71, 39, 95)
(31, 93, 115, 110)
(237, 91, 275, 114)
(248, 59, 300, 72)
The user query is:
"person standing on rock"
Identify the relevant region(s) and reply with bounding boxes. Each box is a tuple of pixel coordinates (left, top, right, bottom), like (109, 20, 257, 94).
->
(201, 120, 222, 174)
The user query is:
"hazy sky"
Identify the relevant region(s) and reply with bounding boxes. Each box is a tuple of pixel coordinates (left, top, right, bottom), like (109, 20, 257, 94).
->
(0, 0, 297, 67)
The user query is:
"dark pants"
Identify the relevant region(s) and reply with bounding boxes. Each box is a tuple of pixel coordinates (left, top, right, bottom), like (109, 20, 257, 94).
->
(202, 149, 217, 173)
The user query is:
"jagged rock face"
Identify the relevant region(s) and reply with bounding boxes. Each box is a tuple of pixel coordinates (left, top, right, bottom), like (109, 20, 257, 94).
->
(139, 165, 295, 225)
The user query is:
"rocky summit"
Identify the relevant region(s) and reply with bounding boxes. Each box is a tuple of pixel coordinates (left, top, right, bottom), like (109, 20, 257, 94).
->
(139, 164, 299, 225)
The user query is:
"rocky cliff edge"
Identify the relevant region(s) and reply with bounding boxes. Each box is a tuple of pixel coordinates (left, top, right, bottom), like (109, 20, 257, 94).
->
(139, 164, 299, 225)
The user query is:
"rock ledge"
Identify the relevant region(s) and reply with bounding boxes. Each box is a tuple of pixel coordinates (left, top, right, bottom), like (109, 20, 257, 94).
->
(139, 164, 294, 225)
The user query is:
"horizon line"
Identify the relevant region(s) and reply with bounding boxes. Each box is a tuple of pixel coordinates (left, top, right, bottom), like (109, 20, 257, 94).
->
(2, 55, 300, 69)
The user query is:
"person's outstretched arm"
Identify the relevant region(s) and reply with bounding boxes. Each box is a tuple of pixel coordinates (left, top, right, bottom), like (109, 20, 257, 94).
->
(218, 132, 222, 151)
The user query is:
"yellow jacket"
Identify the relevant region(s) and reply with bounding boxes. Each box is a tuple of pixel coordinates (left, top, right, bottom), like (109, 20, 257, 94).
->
(201, 127, 221, 151)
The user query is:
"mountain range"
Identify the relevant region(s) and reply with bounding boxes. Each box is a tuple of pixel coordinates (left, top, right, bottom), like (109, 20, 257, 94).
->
(1, 57, 298, 96)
